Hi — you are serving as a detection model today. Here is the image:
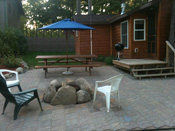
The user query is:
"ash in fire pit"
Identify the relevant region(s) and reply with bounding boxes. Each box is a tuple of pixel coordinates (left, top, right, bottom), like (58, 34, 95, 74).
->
(43, 78, 92, 105)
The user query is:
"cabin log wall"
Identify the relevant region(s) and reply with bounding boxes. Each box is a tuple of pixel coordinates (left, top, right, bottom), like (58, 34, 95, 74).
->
(75, 25, 111, 56)
(157, 0, 173, 60)
(112, 19, 130, 59)
(130, 11, 148, 59)
(75, 0, 173, 60)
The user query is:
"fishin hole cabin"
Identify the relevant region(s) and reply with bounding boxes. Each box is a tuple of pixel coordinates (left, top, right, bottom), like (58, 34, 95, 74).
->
(73, 0, 174, 79)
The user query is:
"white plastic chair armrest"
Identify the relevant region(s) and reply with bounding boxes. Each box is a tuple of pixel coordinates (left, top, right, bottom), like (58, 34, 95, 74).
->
(0, 69, 19, 80)
(95, 79, 112, 86)
(95, 75, 123, 88)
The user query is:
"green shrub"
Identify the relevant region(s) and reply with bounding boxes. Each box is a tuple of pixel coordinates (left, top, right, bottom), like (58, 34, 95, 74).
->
(14, 29, 28, 55)
(104, 56, 113, 65)
(96, 56, 114, 65)
(96, 56, 106, 62)
(0, 28, 28, 57)
(2, 54, 21, 68)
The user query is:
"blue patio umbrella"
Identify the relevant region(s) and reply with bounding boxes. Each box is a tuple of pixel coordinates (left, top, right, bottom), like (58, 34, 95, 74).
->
(39, 18, 94, 30)
(39, 18, 94, 74)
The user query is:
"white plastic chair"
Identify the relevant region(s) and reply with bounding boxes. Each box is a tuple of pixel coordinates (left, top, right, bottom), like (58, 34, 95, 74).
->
(0, 69, 22, 92)
(93, 74, 123, 112)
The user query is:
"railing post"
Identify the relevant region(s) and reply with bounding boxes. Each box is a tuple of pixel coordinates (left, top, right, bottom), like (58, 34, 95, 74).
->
(166, 43, 169, 66)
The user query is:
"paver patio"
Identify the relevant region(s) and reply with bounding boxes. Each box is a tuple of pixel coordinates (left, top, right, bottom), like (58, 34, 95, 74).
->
(0, 66, 175, 131)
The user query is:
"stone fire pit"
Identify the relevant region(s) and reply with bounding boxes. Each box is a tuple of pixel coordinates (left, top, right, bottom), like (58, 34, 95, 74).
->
(43, 78, 93, 105)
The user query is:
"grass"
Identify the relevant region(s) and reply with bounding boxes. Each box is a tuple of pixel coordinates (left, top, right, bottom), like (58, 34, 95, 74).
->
(22, 51, 75, 67)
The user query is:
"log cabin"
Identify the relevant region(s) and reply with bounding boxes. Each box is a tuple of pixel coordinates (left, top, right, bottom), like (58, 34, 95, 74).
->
(74, 0, 175, 79)
(74, 0, 173, 60)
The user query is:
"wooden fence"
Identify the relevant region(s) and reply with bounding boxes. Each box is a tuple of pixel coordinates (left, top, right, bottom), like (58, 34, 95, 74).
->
(27, 37, 75, 52)
(26, 29, 75, 52)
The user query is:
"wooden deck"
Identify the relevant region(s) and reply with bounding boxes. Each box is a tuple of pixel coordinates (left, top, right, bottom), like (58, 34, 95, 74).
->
(113, 59, 167, 70)
(113, 59, 175, 79)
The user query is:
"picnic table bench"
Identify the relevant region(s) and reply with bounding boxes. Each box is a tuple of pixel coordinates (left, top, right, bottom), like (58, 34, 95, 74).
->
(35, 55, 101, 77)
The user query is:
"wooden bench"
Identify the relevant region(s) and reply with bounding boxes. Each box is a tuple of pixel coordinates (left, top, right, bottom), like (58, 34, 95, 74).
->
(35, 64, 101, 77)
(38, 60, 93, 64)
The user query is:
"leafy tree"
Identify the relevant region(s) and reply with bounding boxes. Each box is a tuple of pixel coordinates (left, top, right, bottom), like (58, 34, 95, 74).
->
(22, 0, 148, 28)
(125, 0, 148, 12)
(92, 0, 121, 14)
(23, 0, 76, 27)
(80, 0, 121, 15)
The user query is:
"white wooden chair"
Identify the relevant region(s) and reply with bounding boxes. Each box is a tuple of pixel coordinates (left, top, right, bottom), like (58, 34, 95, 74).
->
(0, 69, 22, 92)
(93, 74, 123, 112)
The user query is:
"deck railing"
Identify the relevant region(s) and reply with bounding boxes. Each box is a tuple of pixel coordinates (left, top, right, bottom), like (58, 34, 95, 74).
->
(166, 40, 175, 72)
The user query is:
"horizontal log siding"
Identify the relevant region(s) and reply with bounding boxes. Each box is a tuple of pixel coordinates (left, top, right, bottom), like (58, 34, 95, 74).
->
(157, 0, 173, 60)
(130, 12, 148, 59)
(77, 25, 111, 56)
(79, 30, 91, 55)
(112, 18, 130, 59)
(112, 23, 120, 56)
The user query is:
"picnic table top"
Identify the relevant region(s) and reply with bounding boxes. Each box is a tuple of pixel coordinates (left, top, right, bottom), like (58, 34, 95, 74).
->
(36, 55, 98, 59)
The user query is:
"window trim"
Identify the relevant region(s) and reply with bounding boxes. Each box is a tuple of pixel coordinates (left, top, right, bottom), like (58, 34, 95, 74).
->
(134, 19, 146, 41)
(121, 20, 129, 49)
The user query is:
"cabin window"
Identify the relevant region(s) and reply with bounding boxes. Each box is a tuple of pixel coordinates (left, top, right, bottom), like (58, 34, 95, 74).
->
(121, 20, 128, 48)
(134, 19, 146, 41)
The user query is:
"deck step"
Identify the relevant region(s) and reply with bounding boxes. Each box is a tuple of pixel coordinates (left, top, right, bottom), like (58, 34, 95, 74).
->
(133, 72, 175, 78)
(132, 67, 174, 72)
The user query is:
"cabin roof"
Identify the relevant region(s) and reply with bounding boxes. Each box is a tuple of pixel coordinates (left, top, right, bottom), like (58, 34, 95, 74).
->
(73, 15, 116, 25)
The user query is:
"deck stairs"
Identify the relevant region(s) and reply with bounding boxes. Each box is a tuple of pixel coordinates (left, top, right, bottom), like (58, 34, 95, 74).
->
(131, 63, 175, 79)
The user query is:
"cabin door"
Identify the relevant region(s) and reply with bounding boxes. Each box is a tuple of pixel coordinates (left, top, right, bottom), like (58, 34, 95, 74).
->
(147, 11, 157, 59)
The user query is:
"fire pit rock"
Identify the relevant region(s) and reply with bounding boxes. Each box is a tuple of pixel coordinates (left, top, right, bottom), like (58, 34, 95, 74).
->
(43, 78, 92, 105)
(51, 85, 76, 105)
(75, 78, 92, 95)
(77, 90, 91, 104)
(50, 79, 60, 88)
(43, 85, 56, 103)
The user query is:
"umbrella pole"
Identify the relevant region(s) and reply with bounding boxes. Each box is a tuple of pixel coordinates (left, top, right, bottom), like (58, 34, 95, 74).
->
(62, 30, 73, 75)
(66, 30, 68, 66)
(66, 30, 69, 72)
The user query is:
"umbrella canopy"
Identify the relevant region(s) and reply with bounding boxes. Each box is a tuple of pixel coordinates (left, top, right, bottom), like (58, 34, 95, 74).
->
(39, 18, 94, 30)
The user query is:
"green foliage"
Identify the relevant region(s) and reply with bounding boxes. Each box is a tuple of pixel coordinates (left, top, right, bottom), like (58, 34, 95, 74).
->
(24, 28, 67, 38)
(23, 0, 76, 27)
(0, 28, 28, 57)
(125, 0, 148, 12)
(96, 56, 113, 65)
(22, 0, 149, 28)
(13, 29, 28, 55)
(92, 0, 121, 14)
(104, 56, 113, 65)
(2, 54, 21, 68)
(96, 56, 106, 62)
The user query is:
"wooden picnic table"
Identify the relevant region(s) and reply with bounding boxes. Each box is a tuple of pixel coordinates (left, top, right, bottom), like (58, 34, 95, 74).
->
(35, 55, 101, 77)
